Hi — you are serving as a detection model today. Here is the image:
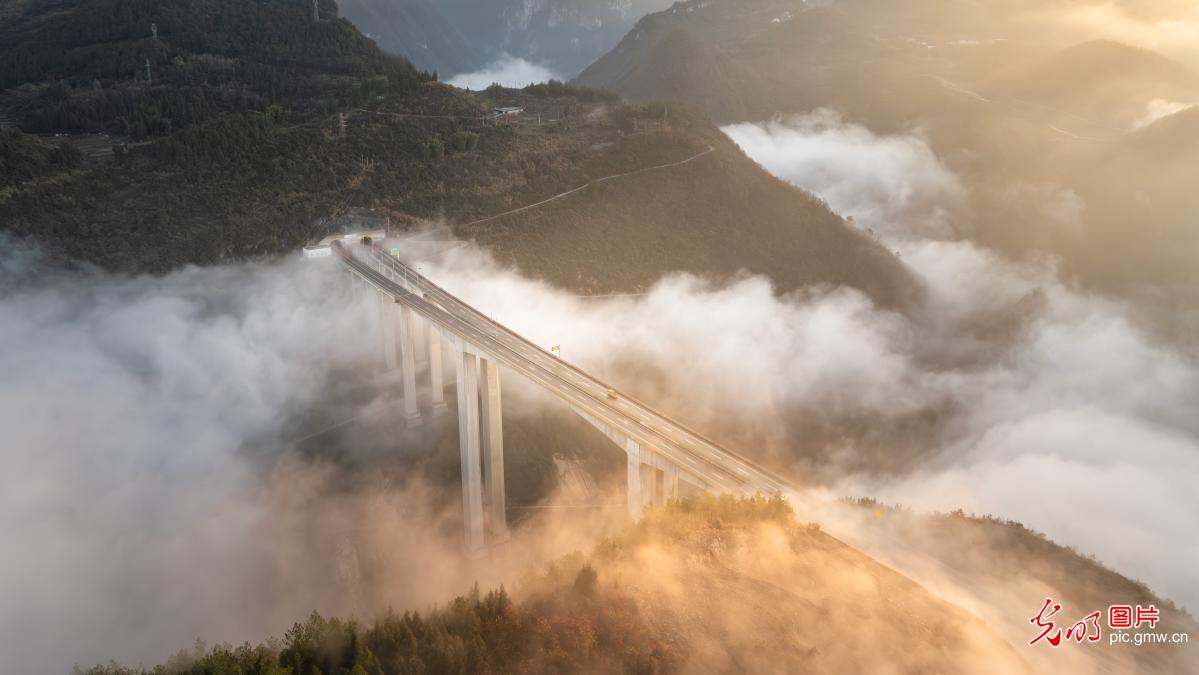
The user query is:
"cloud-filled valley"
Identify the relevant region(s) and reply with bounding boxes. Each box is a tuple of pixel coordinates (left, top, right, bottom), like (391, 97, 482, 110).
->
(446, 55, 562, 90)
(5, 105, 1198, 671)
(394, 114, 1199, 612)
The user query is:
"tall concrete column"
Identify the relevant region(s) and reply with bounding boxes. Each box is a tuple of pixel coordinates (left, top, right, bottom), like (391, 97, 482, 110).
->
(626, 439, 642, 520)
(456, 349, 485, 551)
(640, 463, 660, 509)
(479, 358, 507, 539)
(428, 324, 448, 415)
(662, 466, 680, 505)
(397, 304, 421, 425)
(413, 312, 428, 371)
(379, 294, 397, 370)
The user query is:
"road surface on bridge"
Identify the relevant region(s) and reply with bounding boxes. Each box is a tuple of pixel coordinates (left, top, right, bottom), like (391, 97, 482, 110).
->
(335, 241, 795, 497)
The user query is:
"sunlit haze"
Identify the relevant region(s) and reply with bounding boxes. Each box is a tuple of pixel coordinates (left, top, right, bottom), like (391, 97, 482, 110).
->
(1, 0, 1196, 673)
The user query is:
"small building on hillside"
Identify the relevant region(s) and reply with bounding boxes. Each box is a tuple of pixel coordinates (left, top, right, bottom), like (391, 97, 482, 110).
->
(489, 106, 524, 123)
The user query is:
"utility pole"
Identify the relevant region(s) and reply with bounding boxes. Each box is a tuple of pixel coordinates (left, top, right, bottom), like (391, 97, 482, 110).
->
(151, 23, 158, 41)
(144, 58, 152, 84)
(312, 0, 319, 22)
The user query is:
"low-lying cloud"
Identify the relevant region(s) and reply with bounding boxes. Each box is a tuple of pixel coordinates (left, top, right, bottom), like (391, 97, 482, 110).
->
(447, 54, 561, 90)
(0, 244, 383, 672)
(0, 239, 649, 673)
(398, 232, 1199, 614)
(6, 110, 1198, 671)
(724, 110, 967, 240)
(1133, 98, 1197, 129)
(390, 113, 1199, 613)
(0, 244, 520, 673)
(720, 114, 1198, 612)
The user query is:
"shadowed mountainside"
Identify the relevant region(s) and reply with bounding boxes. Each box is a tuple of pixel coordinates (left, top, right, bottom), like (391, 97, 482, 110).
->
(339, 0, 676, 79)
(578, 1, 1199, 299)
(0, 0, 915, 305)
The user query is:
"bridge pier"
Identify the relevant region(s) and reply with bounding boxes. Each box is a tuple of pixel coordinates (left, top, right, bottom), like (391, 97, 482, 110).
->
(428, 324, 448, 415)
(576, 409, 687, 518)
(455, 346, 508, 552)
(632, 449, 680, 514)
(397, 304, 421, 425)
(480, 357, 507, 539)
(663, 465, 680, 503)
(641, 463, 660, 507)
(377, 292, 421, 425)
(456, 348, 486, 552)
(413, 312, 428, 370)
(380, 294, 398, 370)
(626, 439, 643, 519)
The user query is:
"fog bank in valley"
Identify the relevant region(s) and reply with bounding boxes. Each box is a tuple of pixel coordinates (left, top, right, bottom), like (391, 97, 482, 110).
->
(389, 112, 1199, 612)
(0, 245, 543, 673)
(446, 55, 561, 90)
(5, 111, 1196, 672)
(719, 113, 1199, 612)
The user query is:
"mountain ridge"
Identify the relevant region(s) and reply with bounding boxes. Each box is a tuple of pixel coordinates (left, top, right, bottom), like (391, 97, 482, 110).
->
(0, 0, 916, 307)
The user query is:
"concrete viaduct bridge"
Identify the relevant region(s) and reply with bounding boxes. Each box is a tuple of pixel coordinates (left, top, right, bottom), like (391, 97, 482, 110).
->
(334, 241, 793, 551)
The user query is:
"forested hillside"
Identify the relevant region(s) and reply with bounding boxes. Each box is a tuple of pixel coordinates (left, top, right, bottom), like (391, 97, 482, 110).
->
(0, 0, 914, 304)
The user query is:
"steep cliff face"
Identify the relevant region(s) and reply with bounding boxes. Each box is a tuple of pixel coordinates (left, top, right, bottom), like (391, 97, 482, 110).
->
(336, 0, 481, 75)
(339, 0, 675, 78)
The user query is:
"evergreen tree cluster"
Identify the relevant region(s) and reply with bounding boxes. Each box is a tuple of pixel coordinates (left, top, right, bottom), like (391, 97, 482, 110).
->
(0, 130, 84, 188)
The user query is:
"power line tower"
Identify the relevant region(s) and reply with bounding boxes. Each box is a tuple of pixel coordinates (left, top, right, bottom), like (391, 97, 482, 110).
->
(144, 58, 152, 84)
(151, 22, 158, 41)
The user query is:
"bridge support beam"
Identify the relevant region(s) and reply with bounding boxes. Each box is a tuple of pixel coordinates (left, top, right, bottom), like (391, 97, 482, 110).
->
(456, 349, 485, 552)
(413, 312, 428, 371)
(626, 440, 643, 520)
(640, 463, 659, 509)
(662, 465, 680, 504)
(380, 294, 398, 371)
(626, 444, 684, 517)
(397, 304, 421, 425)
(428, 325, 448, 415)
(479, 358, 507, 539)
(456, 348, 508, 552)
